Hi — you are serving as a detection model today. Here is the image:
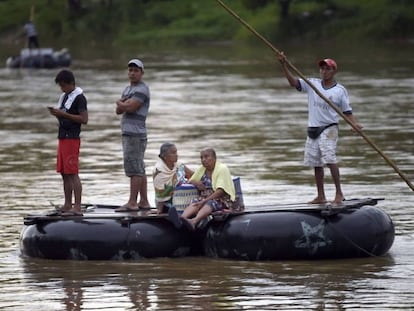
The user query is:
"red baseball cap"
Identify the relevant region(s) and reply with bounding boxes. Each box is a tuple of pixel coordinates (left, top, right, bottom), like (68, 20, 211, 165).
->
(318, 58, 337, 71)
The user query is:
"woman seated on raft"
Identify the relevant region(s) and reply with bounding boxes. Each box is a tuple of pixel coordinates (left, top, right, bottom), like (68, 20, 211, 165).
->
(153, 142, 193, 214)
(169, 147, 240, 231)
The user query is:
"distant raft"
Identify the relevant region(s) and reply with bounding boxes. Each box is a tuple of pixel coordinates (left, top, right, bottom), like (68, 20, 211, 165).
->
(6, 48, 71, 69)
(20, 198, 394, 261)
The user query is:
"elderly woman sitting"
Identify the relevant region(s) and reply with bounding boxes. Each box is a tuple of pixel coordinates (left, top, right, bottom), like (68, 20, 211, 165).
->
(168, 147, 236, 231)
(153, 142, 193, 214)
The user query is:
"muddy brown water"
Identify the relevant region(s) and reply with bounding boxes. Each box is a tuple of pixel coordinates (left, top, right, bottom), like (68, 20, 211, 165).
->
(1, 43, 413, 310)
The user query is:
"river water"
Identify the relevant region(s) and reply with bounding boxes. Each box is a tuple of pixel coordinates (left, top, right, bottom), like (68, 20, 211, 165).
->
(0, 43, 413, 310)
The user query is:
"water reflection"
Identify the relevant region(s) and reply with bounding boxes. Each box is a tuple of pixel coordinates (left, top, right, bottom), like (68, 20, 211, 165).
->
(19, 255, 397, 310)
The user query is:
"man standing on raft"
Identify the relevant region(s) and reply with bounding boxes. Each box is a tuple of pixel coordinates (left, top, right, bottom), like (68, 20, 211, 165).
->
(48, 69, 88, 215)
(115, 59, 151, 211)
(278, 54, 363, 204)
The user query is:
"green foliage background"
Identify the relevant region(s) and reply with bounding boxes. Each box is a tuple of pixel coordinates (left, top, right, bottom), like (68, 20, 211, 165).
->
(0, 0, 413, 49)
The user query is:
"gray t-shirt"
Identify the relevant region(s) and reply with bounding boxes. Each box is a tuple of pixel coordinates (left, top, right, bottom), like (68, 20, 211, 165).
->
(120, 81, 150, 137)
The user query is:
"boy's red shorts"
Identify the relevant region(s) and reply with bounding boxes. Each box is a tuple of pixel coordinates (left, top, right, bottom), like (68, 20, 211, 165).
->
(56, 139, 80, 174)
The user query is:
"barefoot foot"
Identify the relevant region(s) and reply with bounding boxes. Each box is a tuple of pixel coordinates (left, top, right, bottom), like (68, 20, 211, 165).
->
(308, 197, 327, 204)
(332, 196, 345, 205)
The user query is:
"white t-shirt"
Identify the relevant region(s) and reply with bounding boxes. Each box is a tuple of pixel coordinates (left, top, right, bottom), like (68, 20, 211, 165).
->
(24, 22, 37, 37)
(298, 78, 352, 127)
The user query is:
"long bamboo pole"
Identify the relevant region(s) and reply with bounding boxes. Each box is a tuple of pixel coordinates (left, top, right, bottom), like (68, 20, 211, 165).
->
(30, 5, 35, 22)
(216, 0, 414, 192)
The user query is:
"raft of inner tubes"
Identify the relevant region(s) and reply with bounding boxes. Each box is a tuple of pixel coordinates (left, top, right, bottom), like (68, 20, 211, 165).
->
(20, 198, 395, 261)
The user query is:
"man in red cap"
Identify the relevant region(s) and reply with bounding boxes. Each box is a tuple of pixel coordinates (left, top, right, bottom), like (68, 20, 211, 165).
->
(278, 53, 363, 204)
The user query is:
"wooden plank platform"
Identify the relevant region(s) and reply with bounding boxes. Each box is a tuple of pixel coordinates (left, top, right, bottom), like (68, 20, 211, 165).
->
(23, 198, 382, 225)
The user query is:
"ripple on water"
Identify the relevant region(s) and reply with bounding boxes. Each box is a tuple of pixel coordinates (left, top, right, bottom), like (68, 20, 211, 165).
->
(0, 51, 413, 310)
